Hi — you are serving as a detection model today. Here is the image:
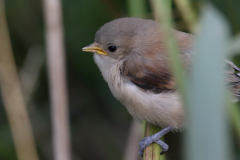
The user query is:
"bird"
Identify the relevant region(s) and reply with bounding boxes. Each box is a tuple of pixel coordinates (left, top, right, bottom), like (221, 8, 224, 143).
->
(82, 17, 240, 156)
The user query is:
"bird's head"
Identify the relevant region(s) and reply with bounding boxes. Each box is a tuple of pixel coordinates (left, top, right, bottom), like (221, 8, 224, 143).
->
(82, 17, 163, 61)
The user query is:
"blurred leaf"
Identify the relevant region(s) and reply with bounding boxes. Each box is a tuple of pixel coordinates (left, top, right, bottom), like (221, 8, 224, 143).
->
(185, 3, 232, 160)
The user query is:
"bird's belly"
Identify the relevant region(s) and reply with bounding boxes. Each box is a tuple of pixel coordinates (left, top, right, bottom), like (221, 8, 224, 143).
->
(108, 75, 186, 130)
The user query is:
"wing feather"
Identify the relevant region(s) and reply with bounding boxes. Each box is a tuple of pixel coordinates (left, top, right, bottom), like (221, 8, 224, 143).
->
(120, 55, 176, 93)
(120, 30, 194, 93)
(225, 60, 240, 100)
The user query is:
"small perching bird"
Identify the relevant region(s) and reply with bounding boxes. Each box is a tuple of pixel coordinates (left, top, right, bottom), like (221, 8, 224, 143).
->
(82, 17, 240, 156)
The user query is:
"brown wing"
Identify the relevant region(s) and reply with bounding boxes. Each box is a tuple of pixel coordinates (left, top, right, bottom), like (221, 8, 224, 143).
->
(120, 52, 177, 93)
(120, 30, 194, 94)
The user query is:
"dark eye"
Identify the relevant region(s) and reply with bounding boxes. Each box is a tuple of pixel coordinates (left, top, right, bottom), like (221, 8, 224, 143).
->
(108, 45, 117, 52)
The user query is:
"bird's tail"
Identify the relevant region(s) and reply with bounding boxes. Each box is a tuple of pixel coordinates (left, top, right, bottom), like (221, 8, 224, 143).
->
(225, 60, 240, 101)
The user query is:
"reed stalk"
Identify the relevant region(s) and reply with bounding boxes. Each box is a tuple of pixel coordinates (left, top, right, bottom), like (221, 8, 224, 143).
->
(141, 0, 189, 159)
(0, 1, 39, 160)
(143, 123, 165, 160)
(174, 0, 198, 33)
(43, 0, 71, 159)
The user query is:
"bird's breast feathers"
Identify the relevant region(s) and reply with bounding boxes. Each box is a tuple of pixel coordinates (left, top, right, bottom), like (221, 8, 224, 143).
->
(94, 53, 186, 130)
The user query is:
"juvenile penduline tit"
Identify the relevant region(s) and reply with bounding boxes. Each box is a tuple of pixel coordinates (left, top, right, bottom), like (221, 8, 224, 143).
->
(82, 17, 240, 156)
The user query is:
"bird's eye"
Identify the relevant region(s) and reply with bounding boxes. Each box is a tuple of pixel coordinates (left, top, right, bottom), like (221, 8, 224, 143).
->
(107, 45, 117, 52)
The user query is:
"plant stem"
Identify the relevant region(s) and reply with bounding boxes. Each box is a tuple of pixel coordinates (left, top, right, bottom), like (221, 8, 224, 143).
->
(144, 0, 188, 159)
(43, 0, 71, 160)
(0, 1, 39, 160)
(143, 123, 164, 160)
(150, 0, 188, 102)
(127, 0, 147, 18)
(174, 0, 198, 33)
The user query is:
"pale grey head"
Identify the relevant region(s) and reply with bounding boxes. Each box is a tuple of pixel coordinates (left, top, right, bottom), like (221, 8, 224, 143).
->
(83, 17, 163, 61)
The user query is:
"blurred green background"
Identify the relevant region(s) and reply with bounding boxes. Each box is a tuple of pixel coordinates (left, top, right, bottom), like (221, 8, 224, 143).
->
(1, 0, 240, 160)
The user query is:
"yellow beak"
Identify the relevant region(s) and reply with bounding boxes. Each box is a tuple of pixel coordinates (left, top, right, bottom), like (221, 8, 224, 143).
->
(82, 43, 108, 56)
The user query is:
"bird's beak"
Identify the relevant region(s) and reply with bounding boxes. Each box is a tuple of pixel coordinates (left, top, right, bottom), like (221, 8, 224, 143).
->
(82, 43, 108, 56)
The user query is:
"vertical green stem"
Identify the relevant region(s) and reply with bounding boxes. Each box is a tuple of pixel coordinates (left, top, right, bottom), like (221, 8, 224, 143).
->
(151, 0, 188, 102)
(174, 0, 198, 33)
(144, 0, 188, 159)
(143, 123, 162, 160)
(127, 0, 147, 18)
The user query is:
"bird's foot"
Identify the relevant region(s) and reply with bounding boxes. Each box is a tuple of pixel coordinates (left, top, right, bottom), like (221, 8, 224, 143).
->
(138, 126, 172, 157)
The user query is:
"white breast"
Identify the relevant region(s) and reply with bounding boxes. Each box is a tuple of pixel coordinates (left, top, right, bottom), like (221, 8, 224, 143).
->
(94, 54, 186, 130)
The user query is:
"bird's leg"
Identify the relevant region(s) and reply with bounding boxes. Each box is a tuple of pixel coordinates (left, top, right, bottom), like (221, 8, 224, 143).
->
(138, 126, 172, 157)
